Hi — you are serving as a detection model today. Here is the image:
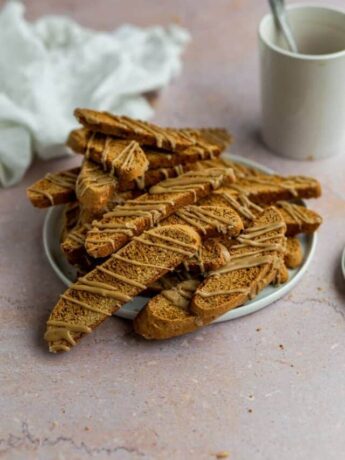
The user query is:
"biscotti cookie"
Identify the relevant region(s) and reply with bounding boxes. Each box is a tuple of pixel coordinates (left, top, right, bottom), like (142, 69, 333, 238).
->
(67, 128, 149, 183)
(74, 108, 232, 153)
(200, 190, 322, 235)
(134, 279, 202, 340)
(61, 221, 91, 266)
(160, 205, 243, 239)
(61, 189, 142, 266)
(191, 207, 287, 322)
(85, 168, 235, 258)
(134, 256, 289, 339)
(74, 108, 196, 151)
(61, 207, 103, 266)
(123, 160, 229, 192)
(275, 201, 322, 236)
(44, 224, 201, 352)
(69, 128, 224, 171)
(76, 159, 118, 211)
(135, 207, 287, 340)
(189, 157, 264, 179)
(227, 175, 321, 203)
(284, 237, 303, 269)
(27, 168, 79, 208)
(119, 159, 239, 192)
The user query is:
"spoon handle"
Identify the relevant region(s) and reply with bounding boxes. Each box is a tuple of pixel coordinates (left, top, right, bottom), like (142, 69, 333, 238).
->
(269, 0, 298, 53)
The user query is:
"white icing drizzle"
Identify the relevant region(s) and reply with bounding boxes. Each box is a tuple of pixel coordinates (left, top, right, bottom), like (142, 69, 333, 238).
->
(176, 206, 235, 235)
(149, 168, 232, 201)
(277, 201, 318, 228)
(215, 192, 263, 220)
(210, 254, 274, 276)
(28, 170, 78, 204)
(133, 236, 195, 256)
(231, 222, 286, 253)
(109, 115, 182, 150)
(198, 287, 249, 298)
(44, 320, 92, 351)
(228, 176, 316, 197)
(97, 266, 147, 289)
(71, 278, 131, 302)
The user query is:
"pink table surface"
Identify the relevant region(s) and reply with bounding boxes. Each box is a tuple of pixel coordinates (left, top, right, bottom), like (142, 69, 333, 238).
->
(1, 1, 345, 459)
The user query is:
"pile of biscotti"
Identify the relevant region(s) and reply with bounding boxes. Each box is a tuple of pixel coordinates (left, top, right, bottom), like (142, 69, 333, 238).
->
(27, 108, 323, 353)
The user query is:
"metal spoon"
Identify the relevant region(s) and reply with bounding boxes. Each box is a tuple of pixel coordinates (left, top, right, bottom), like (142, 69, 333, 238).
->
(268, 0, 298, 53)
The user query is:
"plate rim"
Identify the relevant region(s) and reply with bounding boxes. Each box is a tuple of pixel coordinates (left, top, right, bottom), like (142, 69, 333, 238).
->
(43, 209, 75, 287)
(43, 153, 317, 322)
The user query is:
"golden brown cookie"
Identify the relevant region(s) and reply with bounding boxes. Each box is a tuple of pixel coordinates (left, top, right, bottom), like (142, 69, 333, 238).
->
(135, 207, 287, 340)
(191, 207, 287, 322)
(134, 279, 202, 340)
(67, 128, 149, 183)
(227, 175, 322, 203)
(76, 159, 118, 212)
(74, 108, 232, 153)
(44, 224, 201, 352)
(69, 127, 226, 171)
(27, 168, 79, 208)
(85, 168, 235, 258)
(275, 201, 322, 236)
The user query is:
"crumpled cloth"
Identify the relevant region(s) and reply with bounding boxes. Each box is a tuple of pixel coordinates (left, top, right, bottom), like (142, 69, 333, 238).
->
(0, 1, 190, 187)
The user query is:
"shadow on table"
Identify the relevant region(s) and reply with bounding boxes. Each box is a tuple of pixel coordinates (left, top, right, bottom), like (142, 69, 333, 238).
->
(333, 253, 345, 298)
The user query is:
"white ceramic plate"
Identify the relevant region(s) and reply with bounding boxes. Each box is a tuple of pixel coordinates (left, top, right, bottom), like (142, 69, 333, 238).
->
(43, 153, 317, 322)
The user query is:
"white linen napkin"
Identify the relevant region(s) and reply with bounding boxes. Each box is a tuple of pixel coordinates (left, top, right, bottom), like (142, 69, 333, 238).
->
(0, 1, 190, 187)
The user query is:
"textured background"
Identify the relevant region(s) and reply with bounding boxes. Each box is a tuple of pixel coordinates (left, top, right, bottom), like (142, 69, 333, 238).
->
(1, 1, 345, 459)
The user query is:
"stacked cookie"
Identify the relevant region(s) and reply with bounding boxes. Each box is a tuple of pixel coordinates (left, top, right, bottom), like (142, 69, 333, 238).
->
(26, 109, 323, 352)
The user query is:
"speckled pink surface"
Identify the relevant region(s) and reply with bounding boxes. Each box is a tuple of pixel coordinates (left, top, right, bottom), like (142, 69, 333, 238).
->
(1, 1, 345, 459)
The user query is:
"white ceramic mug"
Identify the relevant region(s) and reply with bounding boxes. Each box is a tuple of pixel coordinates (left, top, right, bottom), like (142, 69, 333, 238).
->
(259, 4, 345, 160)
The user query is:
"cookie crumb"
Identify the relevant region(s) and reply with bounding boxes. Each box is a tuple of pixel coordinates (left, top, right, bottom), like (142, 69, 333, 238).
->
(171, 15, 182, 24)
(248, 409, 253, 413)
(256, 327, 261, 332)
(84, 426, 90, 431)
(215, 451, 229, 459)
(279, 344, 284, 350)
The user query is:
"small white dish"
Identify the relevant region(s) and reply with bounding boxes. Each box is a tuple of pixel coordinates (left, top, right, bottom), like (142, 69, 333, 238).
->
(259, 4, 345, 160)
(43, 154, 317, 322)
